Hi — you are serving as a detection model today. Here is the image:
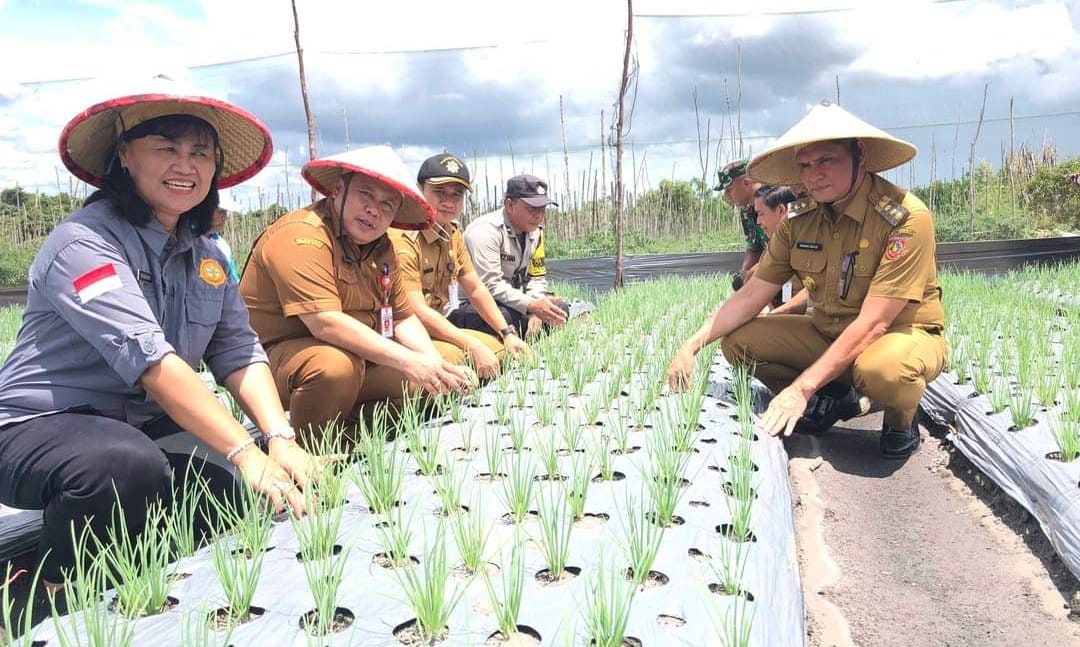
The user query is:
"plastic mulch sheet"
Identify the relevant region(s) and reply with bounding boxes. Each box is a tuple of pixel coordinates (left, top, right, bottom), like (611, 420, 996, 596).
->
(925, 374, 1080, 581)
(27, 352, 805, 646)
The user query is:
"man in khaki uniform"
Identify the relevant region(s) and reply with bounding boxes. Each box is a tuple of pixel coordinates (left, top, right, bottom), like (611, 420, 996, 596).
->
(240, 146, 473, 440)
(668, 101, 947, 458)
(389, 154, 529, 379)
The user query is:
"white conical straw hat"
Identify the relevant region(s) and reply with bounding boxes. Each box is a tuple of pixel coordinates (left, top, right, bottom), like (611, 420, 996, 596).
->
(748, 101, 917, 185)
(302, 146, 433, 230)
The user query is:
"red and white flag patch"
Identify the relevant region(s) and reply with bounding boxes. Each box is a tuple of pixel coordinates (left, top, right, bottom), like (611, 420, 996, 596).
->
(73, 263, 122, 304)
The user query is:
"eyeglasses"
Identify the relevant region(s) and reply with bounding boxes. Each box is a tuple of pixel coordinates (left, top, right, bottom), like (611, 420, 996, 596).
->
(838, 251, 859, 299)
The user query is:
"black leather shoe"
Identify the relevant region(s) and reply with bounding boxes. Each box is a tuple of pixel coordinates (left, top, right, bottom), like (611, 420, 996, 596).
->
(880, 420, 921, 458)
(793, 386, 868, 435)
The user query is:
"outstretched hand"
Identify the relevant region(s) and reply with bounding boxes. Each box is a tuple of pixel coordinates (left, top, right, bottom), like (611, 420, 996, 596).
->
(757, 385, 809, 437)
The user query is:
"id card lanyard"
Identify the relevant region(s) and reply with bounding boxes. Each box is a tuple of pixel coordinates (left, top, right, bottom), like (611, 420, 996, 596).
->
(446, 256, 459, 313)
(379, 263, 394, 338)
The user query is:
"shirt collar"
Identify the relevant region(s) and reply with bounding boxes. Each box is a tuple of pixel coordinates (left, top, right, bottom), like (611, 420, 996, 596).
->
(837, 172, 875, 224)
(135, 214, 195, 256)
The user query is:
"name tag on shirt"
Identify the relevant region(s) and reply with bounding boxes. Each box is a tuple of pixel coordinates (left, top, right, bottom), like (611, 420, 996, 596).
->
(782, 281, 793, 302)
(447, 281, 460, 313)
(796, 242, 823, 251)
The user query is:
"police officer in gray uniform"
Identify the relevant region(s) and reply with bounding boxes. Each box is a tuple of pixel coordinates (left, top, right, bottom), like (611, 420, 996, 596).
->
(454, 174, 569, 337)
(0, 92, 314, 587)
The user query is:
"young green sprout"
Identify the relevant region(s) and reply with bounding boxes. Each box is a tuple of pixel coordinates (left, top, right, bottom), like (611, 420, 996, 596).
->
(533, 390, 556, 427)
(451, 499, 489, 575)
(483, 534, 525, 641)
(97, 498, 177, 617)
(988, 375, 1011, 414)
(506, 410, 529, 453)
(2, 558, 45, 646)
(560, 407, 584, 454)
(535, 431, 563, 480)
(179, 602, 235, 647)
(607, 406, 633, 454)
(583, 553, 637, 647)
(291, 485, 345, 563)
(300, 539, 353, 636)
(1051, 415, 1080, 462)
(618, 490, 664, 586)
(377, 504, 417, 568)
(492, 389, 513, 426)
(581, 392, 604, 426)
(566, 451, 594, 520)
(433, 460, 465, 516)
(165, 451, 208, 559)
(501, 454, 536, 524)
(535, 484, 574, 580)
(1009, 385, 1037, 429)
(53, 525, 137, 647)
(206, 484, 271, 623)
(408, 423, 442, 477)
(513, 374, 530, 409)
(484, 422, 504, 477)
(393, 523, 468, 644)
(713, 588, 756, 647)
(595, 435, 617, 482)
(353, 428, 405, 515)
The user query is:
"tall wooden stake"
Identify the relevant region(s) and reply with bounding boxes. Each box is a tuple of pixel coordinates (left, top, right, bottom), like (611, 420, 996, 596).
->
(613, 0, 633, 290)
(291, 0, 318, 203)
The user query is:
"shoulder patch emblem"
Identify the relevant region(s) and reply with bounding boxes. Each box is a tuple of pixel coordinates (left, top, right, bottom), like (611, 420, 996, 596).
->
(884, 236, 908, 261)
(787, 197, 818, 217)
(294, 237, 325, 249)
(199, 258, 227, 287)
(873, 194, 910, 227)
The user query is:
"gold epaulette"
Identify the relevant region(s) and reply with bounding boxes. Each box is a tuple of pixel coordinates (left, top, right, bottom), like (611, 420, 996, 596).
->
(871, 193, 909, 227)
(787, 196, 818, 217)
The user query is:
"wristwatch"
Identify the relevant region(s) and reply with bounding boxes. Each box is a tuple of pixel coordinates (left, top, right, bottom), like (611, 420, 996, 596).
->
(499, 325, 517, 340)
(264, 422, 296, 441)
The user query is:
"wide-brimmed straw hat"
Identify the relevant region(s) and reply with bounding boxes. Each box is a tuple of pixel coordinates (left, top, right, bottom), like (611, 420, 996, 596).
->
(302, 146, 434, 230)
(748, 101, 917, 186)
(59, 93, 273, 189)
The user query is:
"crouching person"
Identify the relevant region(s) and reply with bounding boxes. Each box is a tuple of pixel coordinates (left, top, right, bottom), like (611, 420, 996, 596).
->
(390, 153, 530, 379)
(239, 147, 474, 442)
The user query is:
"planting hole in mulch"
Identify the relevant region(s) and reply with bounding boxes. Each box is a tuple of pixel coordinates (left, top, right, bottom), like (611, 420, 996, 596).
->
(707, 464, 725, 473)
(502, 446, 532, 454)
(688, 547, 712, 561)
(109, 595, 179, 618)
(230, 545, 274, 559)
(450, 446, 478, 456)
(168, 571, 192, 583)
(373, 552, 420, 569)
(721, 482, 758, 500)
(454, 561, 499, 580)
(708, 582, 755, 601)
(717, 524, 757, 543)
(689, 499, 710, 508)
(699, 437, 718, 445)
(590, 638, 642, 647)
(475, 472, 508, 482)
(533, 473, 568, 482)
(484, 625, 543, 646)
(630, 424, 653, 431)
(299, 606, 355, 635)
(592, 471, 627, 483)
(434, 504, 470, 518)
(295, 544, 343, 562)
(211, 605, 265, 629)
(645, 512, 686, 527)
(557, 447, 586, 456)
(624, 568, 670, 588)
(671, 445, 701, 454)
(535, 566, 581, 586)
(657, 613, 687, 627)
(574, 512, 610, 528)
(414, 465, 446, 477)
(368, 500, 406, 516)
(394, 618, 449, 646)
(611, 445, 642, 455)
(654, 475, 691, 488)
(1046, 451, 1078, 463)
(500, 510, 541, 525)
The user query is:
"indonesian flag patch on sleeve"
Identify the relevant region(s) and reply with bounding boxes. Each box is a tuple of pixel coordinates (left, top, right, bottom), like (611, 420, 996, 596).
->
(73, 263, 122, 304)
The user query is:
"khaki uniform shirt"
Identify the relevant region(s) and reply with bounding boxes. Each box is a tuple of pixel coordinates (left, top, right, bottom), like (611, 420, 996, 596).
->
(463, 208, 548, 314)
(755, 173, 945, 338)
(239, 199, 412, 347)
(389, 223, 474, 315)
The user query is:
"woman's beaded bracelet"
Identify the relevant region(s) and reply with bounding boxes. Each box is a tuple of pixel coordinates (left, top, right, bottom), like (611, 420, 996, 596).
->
(224, 436, 258, 464)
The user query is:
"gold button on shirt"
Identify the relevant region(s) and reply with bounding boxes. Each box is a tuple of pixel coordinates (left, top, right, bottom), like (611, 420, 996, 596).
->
(755, 174, 945, 339)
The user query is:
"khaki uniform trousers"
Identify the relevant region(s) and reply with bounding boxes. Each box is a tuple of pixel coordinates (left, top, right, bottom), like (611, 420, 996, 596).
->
(267, 337, 465, 442)
(434, 329, 506, 366)
(720, 315, 948, 429)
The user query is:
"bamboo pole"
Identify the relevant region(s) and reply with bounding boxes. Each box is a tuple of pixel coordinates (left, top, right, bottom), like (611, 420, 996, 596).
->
(291, 0, 318, 203)
(613, 0, 633, 290)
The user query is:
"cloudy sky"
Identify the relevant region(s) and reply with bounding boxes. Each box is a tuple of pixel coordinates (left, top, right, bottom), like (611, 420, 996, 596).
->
(1, 0, 1077, 211)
